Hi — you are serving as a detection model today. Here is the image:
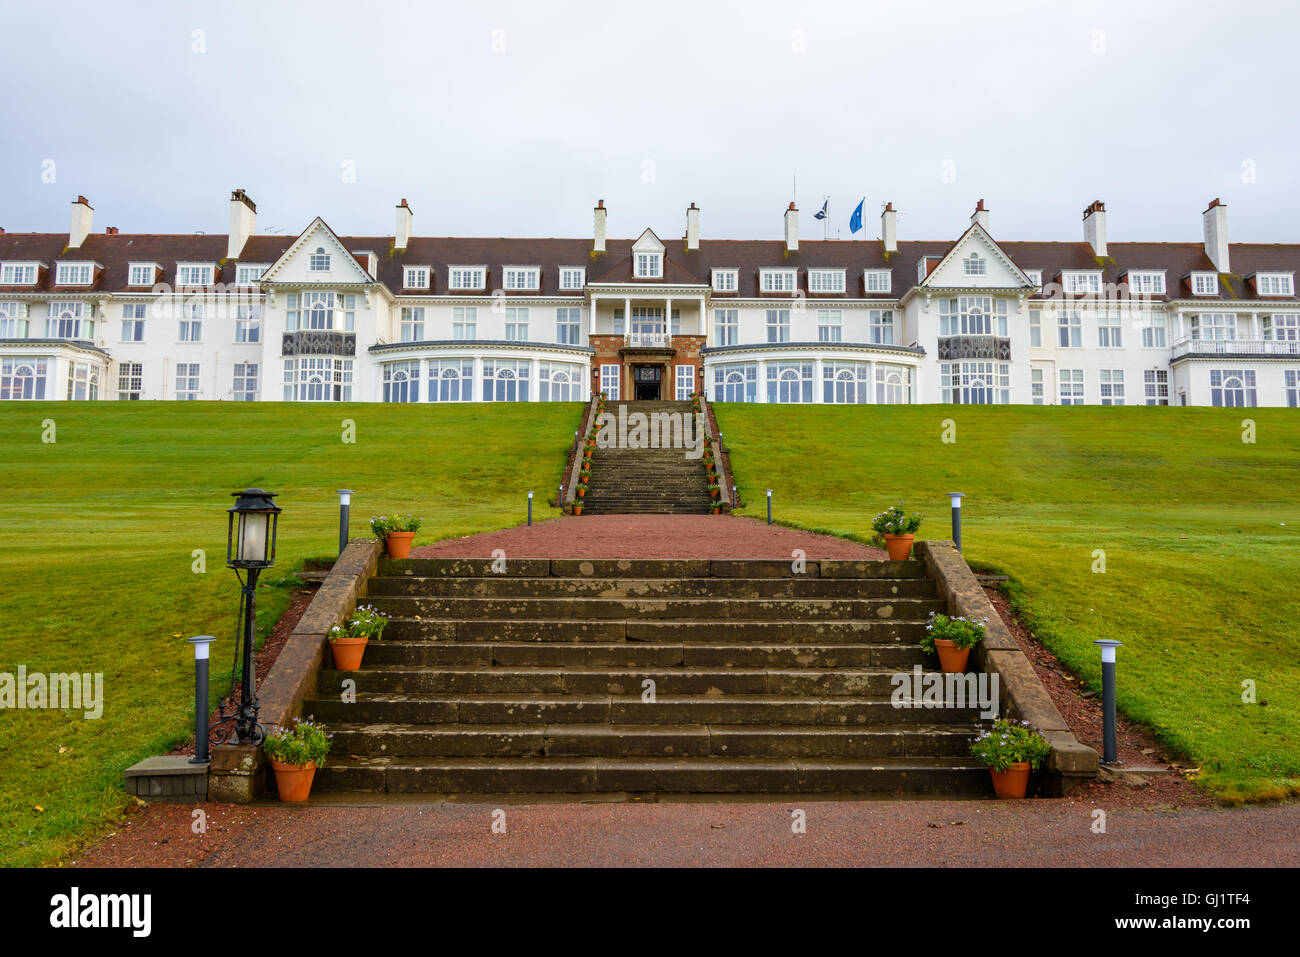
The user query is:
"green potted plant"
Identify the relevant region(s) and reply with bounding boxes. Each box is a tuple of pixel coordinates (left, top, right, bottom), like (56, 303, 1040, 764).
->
(263, 717, 332, 802)
(572, 500, 584, 515)
(328, 603, 389, 671)
(970, 718, 1053, 799)
(371, 514, 422, 559)
(920, 612, 986, 673)
(576, 480, 588, 498)
(871, 503, 923, 561)
(708, 481, 720, 499)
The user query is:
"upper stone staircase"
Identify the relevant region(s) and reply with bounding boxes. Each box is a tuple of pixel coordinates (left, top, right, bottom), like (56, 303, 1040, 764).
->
(581, 400, 712, 515)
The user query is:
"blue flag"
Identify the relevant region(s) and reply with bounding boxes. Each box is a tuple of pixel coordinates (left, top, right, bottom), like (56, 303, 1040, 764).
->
(814, 199, 828, 221)
(849, 198, 864, 234)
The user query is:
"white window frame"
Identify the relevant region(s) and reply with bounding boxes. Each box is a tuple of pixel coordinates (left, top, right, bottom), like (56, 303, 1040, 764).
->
(175, 362, 201, 400)
(869, 309, 895, 345)
(1097, 311, 1123, 348)
(308, 247, 331, 272)
(56, 262, 93, 286)
(399, 306, 425, 342)
(449, 266, 487, 290)
(1029, 309, 1042, 347)
(1190, 313, 1237, 341)
(1030, 367, 1045, 405)
(1141, 321, 1168, 349)
(452, 305, 477, 340)
(128, 262, 158, 287)
(765, 308, 791, 343)
(963, 253, 986, 277)
(1256, 272, 1294, 296)
(504, 306, 530, 341)
(403, 266, 431, 290)
(559, 267, 586, 291)
(503, 266, 540, 290)
(1023, 269, 1042, 288)
(235, 263, 267, 286)
(1210, 369, 1257, 408)
(118, 361, 143, 400)
(817, 309, 842, 343)
(1062, 270, 1102, 296)
(1059, 369, 1085, 405)
(600, 364, 620, 401)
(0, 301, 29, 338)
(232, 362, 258, 401)
(1, 262, 39, 285)
(635, 253, 662, 279)
(1144, 369, 1169, 405)
(808, 269, 846, 293)
(1128, 271, 1167, 296)
(556, 306, 582, 345)
(864, 269, 891, 293)
(1098, 369, 1125, 405)
(760, 269, 797, 293)
(234, 304, 261, 343)
(674, 364, 695, 401)
(176, 262, 215, 286)
(1191, 272, 1219, 296)
(714, 308, 738, 347)
(711, 268, 738, 292)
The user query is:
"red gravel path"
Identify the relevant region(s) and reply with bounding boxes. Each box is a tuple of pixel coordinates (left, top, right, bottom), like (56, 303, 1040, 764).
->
(413, 514, 886, 560)
(72, 799, 1300, 868)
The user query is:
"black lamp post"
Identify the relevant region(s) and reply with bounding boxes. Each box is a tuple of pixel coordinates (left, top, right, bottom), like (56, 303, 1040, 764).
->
(223, 488, 280, 745)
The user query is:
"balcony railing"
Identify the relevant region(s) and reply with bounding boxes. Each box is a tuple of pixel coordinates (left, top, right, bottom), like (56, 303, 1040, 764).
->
(1171, 337, 1300, 359)
(624, 331, 672, 349)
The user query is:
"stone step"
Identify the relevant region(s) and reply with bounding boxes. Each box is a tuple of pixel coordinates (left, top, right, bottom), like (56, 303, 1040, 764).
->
(304, 694, 986, 726)
(317, 666, 926, 697)
(380, 617, 927, 643)
(367, 575, 935, 599)
(312, 754, 990, 795)
(378, 558, 926, 580)
(325, 722, 977, 758)
(364, 641, 930, 668)
(365, 596, 945, 621)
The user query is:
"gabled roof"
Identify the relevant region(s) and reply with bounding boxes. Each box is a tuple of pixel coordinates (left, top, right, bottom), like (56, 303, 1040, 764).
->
(916, 222, 1036, 290)
(259, 217, 375, 285)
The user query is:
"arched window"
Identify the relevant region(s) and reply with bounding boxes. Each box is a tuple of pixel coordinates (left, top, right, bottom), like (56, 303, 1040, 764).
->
(309, 247, 331, 272)
(963, 253, 986, 277)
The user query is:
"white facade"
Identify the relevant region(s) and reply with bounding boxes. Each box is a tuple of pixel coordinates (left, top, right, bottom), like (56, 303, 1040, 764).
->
(2, 193, 1298, 407)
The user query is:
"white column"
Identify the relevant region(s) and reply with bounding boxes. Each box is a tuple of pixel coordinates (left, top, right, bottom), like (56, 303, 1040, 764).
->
(868, 360, 877, 404)
(665, 296, 672, 344)
(624, 296, 631, 339)
(759, 359, 768, 403)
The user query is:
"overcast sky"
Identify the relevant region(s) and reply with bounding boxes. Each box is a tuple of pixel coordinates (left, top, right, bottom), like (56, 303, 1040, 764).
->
(1, 0, 1295, 246)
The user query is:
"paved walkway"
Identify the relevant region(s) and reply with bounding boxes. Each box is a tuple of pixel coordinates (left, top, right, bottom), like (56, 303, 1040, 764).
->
(74, 799, 1300, 867)
(412, 514, 885, 560)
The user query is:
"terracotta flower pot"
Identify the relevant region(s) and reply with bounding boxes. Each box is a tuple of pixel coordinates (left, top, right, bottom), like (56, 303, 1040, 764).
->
(577, 487, 586, 497)
(385, 531, 415, 559)
(271, 760, 317, 802)
(710, 488, 720, 499)
(573, 503, 583, 515)
(989, 762, 1032, 799)
(330, 635, 368, 671)
(711, 506, 720, 515)
(932, 638, 971, 674)
(881, 533, 915, 561)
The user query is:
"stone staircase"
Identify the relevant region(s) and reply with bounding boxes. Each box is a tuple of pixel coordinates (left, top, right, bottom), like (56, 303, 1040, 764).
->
(307, 558, 992, 796)
(582, 400, 712, 514)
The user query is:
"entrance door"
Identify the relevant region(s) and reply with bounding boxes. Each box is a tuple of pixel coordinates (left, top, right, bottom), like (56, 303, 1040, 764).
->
(633, 364, 662, 400)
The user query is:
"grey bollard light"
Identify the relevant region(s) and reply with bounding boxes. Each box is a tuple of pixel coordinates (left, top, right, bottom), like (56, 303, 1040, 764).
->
(188, 635, 216, 764)
(527, 490, 533, 526)
(766, 489, 773, 525)
(336, 489, 353, 557)
(948, 492, 964, 552)
(1093, 639, 1124, 765)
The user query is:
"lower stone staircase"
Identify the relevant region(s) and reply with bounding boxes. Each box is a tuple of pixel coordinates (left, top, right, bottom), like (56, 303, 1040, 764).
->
(308, 558, 992, 796)
(581, 400, 712, 514)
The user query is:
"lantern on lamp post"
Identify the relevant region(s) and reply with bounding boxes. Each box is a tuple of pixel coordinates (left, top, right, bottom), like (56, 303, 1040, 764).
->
(219, 488, 280, 746)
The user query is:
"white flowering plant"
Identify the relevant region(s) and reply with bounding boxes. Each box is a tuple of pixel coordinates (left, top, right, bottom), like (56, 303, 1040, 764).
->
(970, 718, 1052, 772)
(263, 717, 332, 768)
(328, 604, 388, 642)
(871, 503, 923, 537)
(920, 612, 987, 655)
(370, 514, 422, 537)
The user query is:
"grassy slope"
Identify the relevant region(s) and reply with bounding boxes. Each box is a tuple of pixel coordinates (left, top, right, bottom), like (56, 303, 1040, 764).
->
(0, 401, 580, 866)
(715, 404, 1300, 801)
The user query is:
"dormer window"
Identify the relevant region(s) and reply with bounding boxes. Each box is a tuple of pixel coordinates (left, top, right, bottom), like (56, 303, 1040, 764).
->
(404, 266, 431, 290)
(559, 267, 586, 290)
(1022, 269, 1042, 288)
(635, 253, 662, 279)
(309, 247, 331, 272)
(1256, 272, 1294, 296)
(1062, 270, 1102, 295)
(1191, 272, 1219, 296)
(56, 262, 93, 286)
(963, 253, 986, 277)
(1128, 271, 1166, 295)
(128, 263, 158, 287)
(712, 269, 738, 292)
(864, 269, 891, 293)
(503, 266, 540, 290)
(177, 263, 215, 286)
(236, 263, 268, 286)
(760, 268, 796, 293)
(808, 269, 846, 293)
(1, 262, 38, 286)
(449, 266, 486, 290)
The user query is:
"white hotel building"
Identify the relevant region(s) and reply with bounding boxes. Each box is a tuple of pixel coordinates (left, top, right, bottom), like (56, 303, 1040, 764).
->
(1, 191, 1298, 408)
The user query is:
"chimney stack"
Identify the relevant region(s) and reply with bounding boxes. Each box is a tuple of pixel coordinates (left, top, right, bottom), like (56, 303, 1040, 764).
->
(1083, 200, 1107, 257)
(593, 199, 607, 253)
(685, 203, 700, 251)
(395, 198, 413, 251)
(105, 226, 118, 235)
(784, 202, 799, 252)
(970, 199, 990, 232)
(228, 188, 257, 258)
(1202, 198, 1229, 273)
(69, 196, 93, 249)
(881, 202, 898, 254)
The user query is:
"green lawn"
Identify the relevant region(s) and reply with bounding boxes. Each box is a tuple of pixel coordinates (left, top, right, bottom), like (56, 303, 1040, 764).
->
(0, 401, 580, 866)
(715, 403, 1300, 802)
